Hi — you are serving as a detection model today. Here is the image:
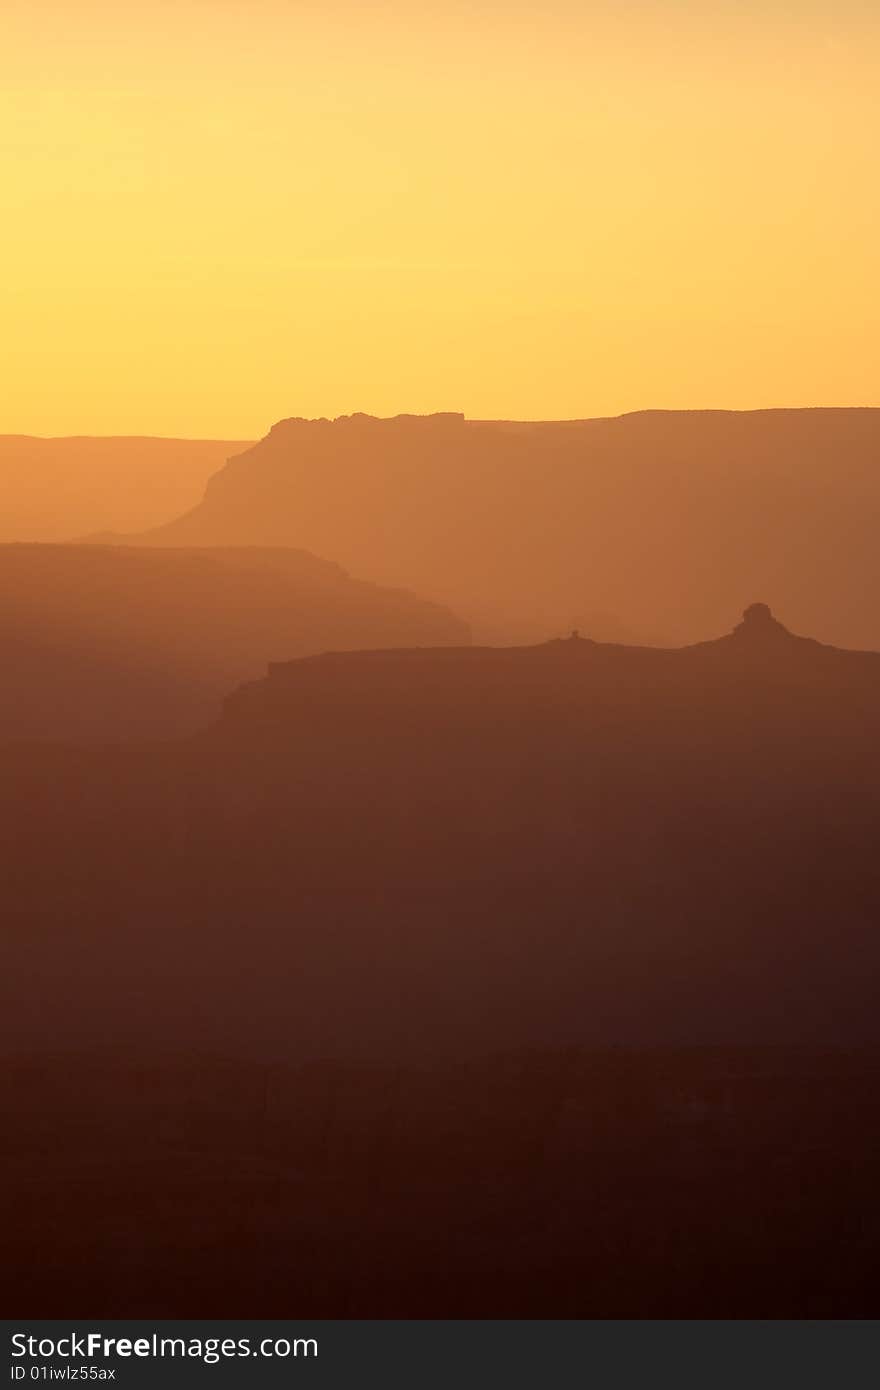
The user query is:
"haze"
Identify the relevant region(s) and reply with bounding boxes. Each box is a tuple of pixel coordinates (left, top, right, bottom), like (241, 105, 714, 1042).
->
(3, 0, 879, 437)
(5, 0, 880, 1325)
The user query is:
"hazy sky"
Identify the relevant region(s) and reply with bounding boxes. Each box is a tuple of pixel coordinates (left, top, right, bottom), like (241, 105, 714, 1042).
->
(2, 1, 878, 436)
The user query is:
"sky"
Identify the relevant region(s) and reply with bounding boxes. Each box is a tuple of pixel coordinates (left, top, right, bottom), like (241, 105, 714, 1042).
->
(2, 0, 878, 437)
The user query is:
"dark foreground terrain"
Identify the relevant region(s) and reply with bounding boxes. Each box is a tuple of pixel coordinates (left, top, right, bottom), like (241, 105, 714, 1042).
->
(3, 603, 880, 1315)
(4, 1047, 879, 1317)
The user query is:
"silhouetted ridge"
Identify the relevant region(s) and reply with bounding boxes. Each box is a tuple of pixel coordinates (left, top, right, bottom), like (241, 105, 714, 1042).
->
(222, 604, 880, 732)
(4, 601, 880, 1086)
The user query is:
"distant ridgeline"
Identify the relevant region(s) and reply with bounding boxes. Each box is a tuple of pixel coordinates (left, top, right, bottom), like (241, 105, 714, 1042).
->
(0, 434, 251, 542)
(0, 542, 469, 741)
(120, 407, 880, 650)
(3, 604, 880, 1061)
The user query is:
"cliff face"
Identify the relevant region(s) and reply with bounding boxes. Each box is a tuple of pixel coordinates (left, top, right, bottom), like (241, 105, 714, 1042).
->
(129, 407, 880, 649)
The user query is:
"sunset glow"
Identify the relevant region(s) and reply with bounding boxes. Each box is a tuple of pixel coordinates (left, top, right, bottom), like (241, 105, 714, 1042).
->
(3, 0, 878, 436)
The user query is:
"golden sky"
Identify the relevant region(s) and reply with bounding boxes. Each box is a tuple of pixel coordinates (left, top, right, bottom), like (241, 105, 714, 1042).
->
(2, 1, 878, 437)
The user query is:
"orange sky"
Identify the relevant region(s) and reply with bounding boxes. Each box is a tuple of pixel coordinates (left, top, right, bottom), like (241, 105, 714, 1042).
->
(2, 1, 878, 437)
